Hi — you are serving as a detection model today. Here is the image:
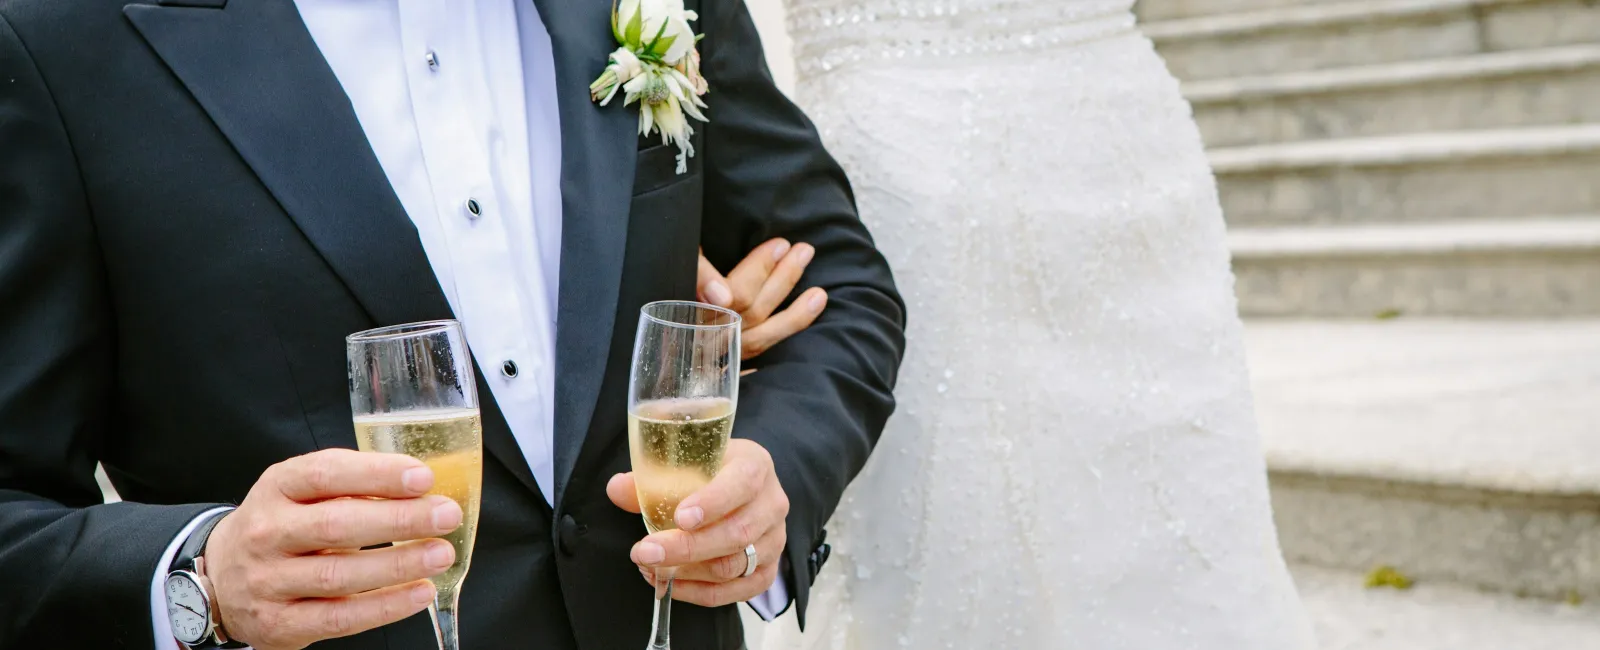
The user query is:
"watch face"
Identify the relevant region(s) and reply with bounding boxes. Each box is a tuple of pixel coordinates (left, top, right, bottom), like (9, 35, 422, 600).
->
(164, 572, 211, 645)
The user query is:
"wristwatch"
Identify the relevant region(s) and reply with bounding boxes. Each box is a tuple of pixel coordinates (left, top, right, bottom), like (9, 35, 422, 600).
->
(164, 511, 248, 649)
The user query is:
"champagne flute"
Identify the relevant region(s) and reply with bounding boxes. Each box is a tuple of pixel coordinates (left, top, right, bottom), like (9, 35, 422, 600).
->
(347, 320, 483, 650)
(628, 301, 741, 650)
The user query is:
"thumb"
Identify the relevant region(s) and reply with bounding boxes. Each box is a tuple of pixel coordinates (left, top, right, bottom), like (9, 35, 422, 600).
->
(697, 249, 732, 307)
(607, 472, 642, 514)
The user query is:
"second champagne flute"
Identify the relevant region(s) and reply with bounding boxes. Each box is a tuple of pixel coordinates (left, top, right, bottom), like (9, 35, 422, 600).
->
(347, 320, 483, 650)
(628, 301, 741, 650)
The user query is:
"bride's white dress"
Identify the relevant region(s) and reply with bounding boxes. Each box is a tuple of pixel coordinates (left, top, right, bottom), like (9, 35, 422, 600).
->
(755, 0, 1317, 648)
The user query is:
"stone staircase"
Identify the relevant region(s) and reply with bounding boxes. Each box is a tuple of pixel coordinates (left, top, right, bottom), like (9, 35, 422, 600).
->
(1138, 0, 1600, 641)
(1142, 0, 1600, 318)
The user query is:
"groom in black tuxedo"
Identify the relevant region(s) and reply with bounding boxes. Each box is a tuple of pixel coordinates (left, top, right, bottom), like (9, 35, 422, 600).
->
(0, 0, 903, 648)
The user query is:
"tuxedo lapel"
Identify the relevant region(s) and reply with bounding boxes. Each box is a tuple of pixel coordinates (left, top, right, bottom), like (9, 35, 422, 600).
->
(527, 0, 640, 507)
(125, 0, 445, 328)
(124, 0, 546, 498)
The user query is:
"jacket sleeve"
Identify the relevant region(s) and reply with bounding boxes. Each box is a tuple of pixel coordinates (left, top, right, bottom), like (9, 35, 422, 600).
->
(0, 14, 222, 646)
(695, 0, 908, 627)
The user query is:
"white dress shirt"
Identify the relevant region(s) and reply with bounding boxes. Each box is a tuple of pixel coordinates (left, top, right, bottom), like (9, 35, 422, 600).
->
(148, 2, 784, 645)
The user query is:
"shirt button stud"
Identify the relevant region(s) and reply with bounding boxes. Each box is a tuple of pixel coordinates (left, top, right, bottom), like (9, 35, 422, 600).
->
(501, 359, 519, 378)
(464, 198, 482, 221)
(424, 50, 440, 70)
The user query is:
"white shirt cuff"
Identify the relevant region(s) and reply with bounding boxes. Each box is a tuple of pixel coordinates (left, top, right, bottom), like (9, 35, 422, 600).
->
(746, 572, 791, 621)
(150, 507, 237, 649)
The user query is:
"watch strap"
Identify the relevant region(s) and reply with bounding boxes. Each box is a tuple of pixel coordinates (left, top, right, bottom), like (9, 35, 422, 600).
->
(171, 509, 230, 573)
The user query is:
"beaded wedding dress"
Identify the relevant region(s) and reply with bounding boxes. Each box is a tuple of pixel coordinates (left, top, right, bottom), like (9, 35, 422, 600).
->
(755, 0, 1317, 648)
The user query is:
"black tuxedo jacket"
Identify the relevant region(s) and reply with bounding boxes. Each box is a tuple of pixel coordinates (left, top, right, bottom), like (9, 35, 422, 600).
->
(0, 0, 904, 647)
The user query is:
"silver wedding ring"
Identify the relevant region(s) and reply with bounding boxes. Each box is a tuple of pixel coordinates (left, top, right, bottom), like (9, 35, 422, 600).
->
(742, 544, 758, 578)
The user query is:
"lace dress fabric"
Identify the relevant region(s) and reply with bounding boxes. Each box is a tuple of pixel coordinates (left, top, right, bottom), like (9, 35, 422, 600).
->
(757, 1, 1318, 648)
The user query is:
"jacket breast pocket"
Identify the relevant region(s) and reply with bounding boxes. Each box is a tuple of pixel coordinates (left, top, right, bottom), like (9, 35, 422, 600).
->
(625, 168, 704, 302)
(632, 142, 702, 196)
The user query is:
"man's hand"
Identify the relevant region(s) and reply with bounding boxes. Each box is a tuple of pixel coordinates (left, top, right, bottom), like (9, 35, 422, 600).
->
(202, 449, 464, 649)
(698, 239, 828, 360)
(606, 439, 789, 607)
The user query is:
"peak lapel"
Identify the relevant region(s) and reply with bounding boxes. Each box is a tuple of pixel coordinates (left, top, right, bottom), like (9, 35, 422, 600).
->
(124, 0, 445, 327)
(124, 0, 545, 497)
(527, 0, 640, 507)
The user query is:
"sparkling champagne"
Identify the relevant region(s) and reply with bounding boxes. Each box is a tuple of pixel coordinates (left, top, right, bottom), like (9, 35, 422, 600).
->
(628, 398, 735, 533)
(353, 409, 483, 601)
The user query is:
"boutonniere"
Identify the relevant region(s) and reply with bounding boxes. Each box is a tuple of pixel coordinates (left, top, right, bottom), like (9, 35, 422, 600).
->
(590, 0, 710, 174)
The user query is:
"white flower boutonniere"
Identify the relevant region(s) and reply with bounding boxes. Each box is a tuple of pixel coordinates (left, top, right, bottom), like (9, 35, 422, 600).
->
(590, 0, 710, 174)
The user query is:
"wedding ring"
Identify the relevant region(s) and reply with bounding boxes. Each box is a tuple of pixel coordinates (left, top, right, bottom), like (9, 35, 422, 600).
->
(742, 544, 758, 578)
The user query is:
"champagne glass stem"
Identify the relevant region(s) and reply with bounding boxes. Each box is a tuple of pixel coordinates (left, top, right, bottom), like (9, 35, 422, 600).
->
(431, 592, 461, 650)
(647, 568, 677, 650)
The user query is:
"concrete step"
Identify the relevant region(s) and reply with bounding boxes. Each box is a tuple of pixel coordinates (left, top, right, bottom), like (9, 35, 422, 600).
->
(1246, 319, 1600, 600)
(1292, 564, 1600, 649)
(1211, 125, 1600, 227)
(1188, 45, 1600, 148)
(1229, 217, 1600, 317)
(1143, 0, 1600, 80)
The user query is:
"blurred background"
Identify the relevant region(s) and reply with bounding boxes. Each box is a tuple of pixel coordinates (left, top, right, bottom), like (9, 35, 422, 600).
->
(741, 0, 1600, 647)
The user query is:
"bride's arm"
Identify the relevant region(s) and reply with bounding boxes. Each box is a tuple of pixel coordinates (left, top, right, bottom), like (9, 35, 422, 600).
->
(695, 0, 908, 627)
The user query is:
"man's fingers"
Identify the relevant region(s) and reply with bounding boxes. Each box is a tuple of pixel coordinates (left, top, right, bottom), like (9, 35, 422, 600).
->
(282, 580, 436, 643)
(607, 472, 642, 514)
(724, 239, 791, 313)
(741, 287, 827, 360)
(279, 540, 454, 598)
(668, 526, 784, 583)
(675, 440, 772, 530)
(274, 449, 432, 503)
(669, 561, 782, 607)
(744, 243, 814, 326)
(637, 473, 788, 569)
(634, 499, 777, 568)
(696, 250, 732, 308)
(282, 495, 462, 553)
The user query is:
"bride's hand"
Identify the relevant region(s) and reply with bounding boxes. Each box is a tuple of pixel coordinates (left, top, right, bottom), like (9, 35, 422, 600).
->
(698, 239, 829, 361)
